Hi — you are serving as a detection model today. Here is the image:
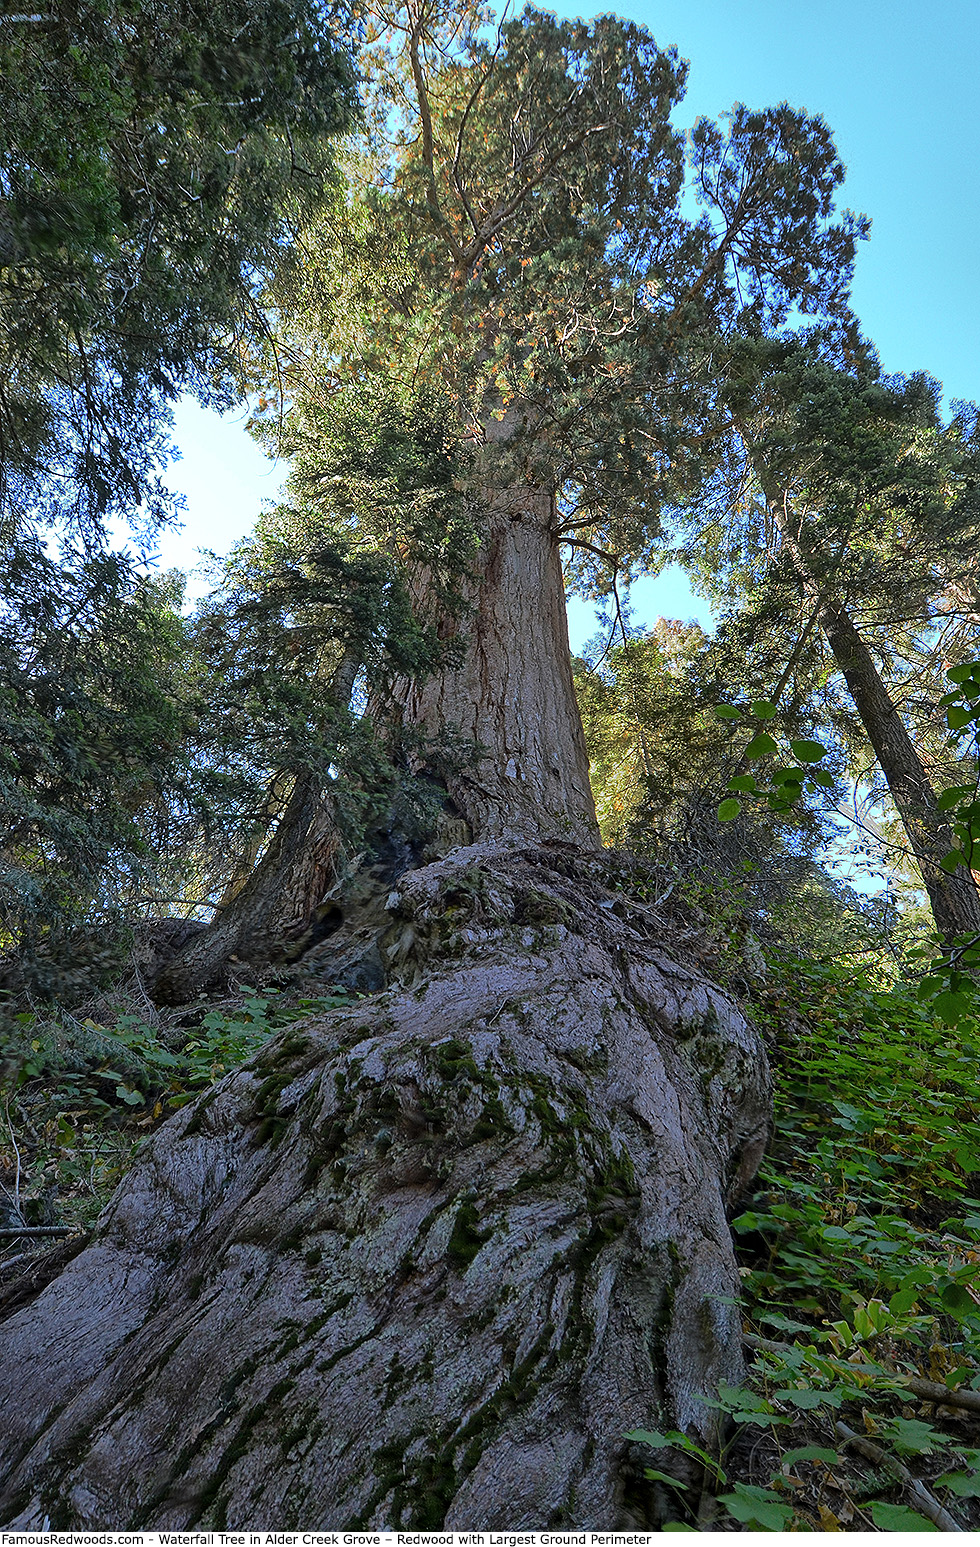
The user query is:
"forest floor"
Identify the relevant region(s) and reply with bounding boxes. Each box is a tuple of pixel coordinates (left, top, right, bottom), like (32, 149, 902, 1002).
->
(3, 892, 980, 1531)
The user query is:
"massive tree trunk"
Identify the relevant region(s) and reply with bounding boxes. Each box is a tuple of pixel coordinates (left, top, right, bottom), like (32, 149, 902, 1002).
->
(0, 843, 769, 1529)
(0, 484, 772, 1529)
(390, 483, 601, 849)
(772, 506, 980, 941)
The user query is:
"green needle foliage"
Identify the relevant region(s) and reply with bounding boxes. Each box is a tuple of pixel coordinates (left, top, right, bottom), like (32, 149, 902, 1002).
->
(0, 537, 188, 993)
(253, 0, 867, 604)
(0, 0, 357, 534)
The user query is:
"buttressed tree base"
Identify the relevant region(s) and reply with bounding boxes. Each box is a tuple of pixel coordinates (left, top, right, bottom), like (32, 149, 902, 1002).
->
(0, 842, 769, 1528)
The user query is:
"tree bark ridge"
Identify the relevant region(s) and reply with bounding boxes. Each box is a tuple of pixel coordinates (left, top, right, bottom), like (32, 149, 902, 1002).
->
(0, 843, 770, 1530)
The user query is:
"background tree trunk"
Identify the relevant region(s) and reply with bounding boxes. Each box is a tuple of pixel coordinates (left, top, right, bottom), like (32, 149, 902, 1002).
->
(0, 844, 770, 1530)
(152, 655, 361, 1004)
(771, 502, 980, 941)
(813, 598, 980, 939)
(152, 771, 345, 1004)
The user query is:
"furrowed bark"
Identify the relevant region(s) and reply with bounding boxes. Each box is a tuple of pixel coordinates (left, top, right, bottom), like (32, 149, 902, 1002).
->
(389, 481, 601, 848)
(0, 844, 770, 1530)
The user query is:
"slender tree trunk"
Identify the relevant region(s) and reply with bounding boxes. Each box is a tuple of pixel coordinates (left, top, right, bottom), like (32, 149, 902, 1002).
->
(390, 483, 601, 847)
(773, 505, 980, 940)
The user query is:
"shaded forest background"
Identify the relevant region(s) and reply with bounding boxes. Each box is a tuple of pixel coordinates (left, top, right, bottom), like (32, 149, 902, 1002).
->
(2, 0, 980, 1529)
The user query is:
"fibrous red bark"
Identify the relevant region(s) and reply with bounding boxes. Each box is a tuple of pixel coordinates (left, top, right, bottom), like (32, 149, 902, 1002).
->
(391, 482, 601, 848)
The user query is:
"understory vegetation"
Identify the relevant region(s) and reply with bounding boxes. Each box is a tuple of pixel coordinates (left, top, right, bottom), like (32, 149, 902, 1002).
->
(631, 950, 980, 1531)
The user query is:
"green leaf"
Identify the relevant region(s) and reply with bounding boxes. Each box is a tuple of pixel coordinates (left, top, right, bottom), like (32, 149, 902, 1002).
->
(932, 990, 970, 1024)
(945, 1364, 974, 1388)
(625, 1429, 671, 1449)
(869, 1501, 937, 1530)
(889, 1287, 919, 1315)
(714, 704, 740, 720)
(807, 768, 835, 787)
(115, 1085, 144, 1105)
(941, 1281, 978, 1318)
(718, 1484, 795, 1530)
(714, 1382, 774, 1413)
(661, 1524, 696, 1532)
(936, 1470, 980, 1497)
(789, 738, 826, 763)
(940, 850, 966, 873)
(947, 663, 978, 685)
(643, 1469, 689, 1490)
(727, 775, 757, 792)
(947, 706, 972, 730)
(882, 1417, 942, 1455)
(750, 700, 779, 719)
(782, 1445, 839, 1468)
(938, 785, 975, 811)
(744, 731, 778, 758)
(717, 798, 741, 822)
(755, 1310, 814, 1333)
(771, 765, 806, 785)
(775, 1387, 834, 1409)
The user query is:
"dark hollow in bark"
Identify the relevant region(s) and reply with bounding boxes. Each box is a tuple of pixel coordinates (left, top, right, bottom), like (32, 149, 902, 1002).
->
(0, 843, 770, 1530)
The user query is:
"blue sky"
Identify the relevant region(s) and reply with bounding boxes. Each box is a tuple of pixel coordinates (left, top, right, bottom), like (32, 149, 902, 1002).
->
(153, 0, 979, 648)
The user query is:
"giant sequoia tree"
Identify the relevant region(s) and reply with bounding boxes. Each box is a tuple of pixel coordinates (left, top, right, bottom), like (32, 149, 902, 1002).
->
(156, 0, 866, 994)
(0, 5, 865, 1528)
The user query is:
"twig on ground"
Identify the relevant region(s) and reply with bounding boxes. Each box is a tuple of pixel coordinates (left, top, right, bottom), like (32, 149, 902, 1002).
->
(746, 1332, 980, 1415)
(0, 1225, 74, 1238)
(835, 1420, 963, 1532)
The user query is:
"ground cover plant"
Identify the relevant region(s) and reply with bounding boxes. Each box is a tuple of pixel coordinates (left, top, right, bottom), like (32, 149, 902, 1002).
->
(630, 952, 980, 1530)
(0, 984, 354, 1242)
